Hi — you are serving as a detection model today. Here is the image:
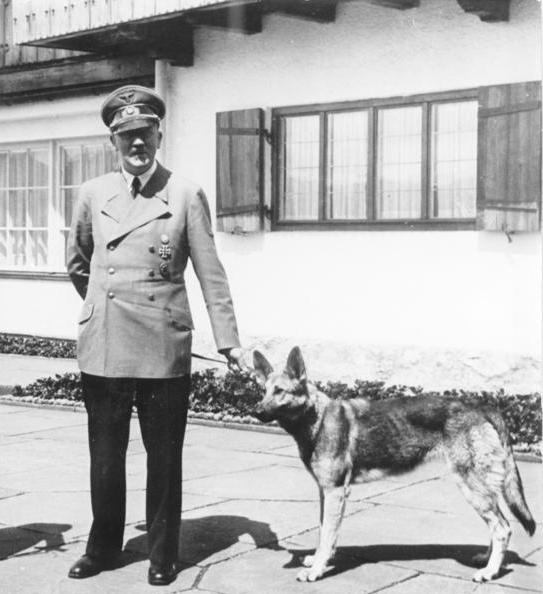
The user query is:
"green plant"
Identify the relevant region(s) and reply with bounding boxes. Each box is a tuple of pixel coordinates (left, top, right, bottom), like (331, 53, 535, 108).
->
(0, 333, 76, 358)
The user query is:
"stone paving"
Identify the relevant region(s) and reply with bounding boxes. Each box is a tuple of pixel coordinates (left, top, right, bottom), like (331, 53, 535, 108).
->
(0, 403, 541, 594)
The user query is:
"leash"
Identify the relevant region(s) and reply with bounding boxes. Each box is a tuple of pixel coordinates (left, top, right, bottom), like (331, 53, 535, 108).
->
(191, 352, 227, 365)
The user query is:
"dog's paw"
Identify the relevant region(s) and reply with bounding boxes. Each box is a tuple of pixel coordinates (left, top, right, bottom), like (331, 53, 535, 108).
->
(472, 567, 498, 583)
(302, 554, 315, 567)
(296, 567, 323, 582)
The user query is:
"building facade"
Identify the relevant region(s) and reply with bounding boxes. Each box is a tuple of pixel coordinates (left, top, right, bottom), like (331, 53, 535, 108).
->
(1, 0, 541, 391)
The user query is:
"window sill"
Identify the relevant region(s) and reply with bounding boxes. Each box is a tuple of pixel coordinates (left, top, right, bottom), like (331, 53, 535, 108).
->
(0, 270, 70, 281)
(271, 219, 477, 232)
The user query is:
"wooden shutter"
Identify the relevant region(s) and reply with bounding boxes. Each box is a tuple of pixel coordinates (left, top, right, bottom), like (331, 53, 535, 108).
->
(478, 81, 541, 232)
(216, 108, 265, 233)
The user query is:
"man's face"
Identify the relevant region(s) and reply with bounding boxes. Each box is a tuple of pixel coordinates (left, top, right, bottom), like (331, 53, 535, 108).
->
(110, 124, 162, 175)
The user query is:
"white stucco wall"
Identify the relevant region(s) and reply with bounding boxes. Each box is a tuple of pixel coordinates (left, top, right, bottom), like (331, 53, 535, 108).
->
(0, 0, 540, 390)
(163, 0, 542, 373)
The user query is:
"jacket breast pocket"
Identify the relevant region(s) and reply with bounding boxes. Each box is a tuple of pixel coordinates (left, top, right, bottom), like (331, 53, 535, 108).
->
(79, 303, 94, 324)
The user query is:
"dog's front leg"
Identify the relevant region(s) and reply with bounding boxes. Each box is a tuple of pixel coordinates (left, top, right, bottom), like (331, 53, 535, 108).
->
(297, 485, 349, 581)
(302, 487, 324, 568)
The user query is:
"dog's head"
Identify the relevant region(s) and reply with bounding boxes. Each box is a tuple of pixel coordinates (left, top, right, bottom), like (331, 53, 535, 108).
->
(252, 346, 311, 424)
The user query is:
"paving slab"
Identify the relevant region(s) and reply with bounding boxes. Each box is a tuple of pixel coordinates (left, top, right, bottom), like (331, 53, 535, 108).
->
(123, 519, 257, 567)
(180, 444, 298, 481)
(183, 424, 292, 452)
(199, 546, 418, 594)
(368, 464, 543, 529)
(375, 573, 535, 593)
(0, 405, 85, 437)
(0, 354, 79, 391)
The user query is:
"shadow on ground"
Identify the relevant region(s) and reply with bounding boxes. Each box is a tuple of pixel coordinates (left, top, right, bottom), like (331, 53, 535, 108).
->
(285, 543, 535, 580)
(125, 515, 282, 567)
(0, 523, 71, 559)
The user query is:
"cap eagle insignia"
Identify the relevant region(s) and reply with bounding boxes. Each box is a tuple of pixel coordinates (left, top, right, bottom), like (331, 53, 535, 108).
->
(118, 90, 136, 104)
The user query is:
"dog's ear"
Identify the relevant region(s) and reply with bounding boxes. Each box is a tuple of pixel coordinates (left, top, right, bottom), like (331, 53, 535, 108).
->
(253, 350, 274, 381)
(285, 346, 307, 383)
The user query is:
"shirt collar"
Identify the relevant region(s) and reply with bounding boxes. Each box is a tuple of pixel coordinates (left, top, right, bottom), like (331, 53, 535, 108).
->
(121, 160, 157, 192)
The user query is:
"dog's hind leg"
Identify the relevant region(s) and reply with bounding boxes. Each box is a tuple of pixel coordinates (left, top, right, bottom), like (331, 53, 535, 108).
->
(453, 471, 511, 582)
(297, 484, 350, 581)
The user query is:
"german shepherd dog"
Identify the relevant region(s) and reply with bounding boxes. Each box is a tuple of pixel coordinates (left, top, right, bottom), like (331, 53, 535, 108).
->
(252, 347, 535, 583)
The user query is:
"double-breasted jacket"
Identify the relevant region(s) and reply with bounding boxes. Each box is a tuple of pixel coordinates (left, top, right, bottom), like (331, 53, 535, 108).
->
(67, 162, 240, 378)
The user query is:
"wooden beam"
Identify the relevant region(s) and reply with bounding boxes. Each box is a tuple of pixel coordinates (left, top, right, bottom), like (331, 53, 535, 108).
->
(265, 0, 337, 22)
(186, 4, 262, 34)
(368, 0, 420, 9)
(19, 18, 194, 66)
(0, 56, 155, 104)
(456, 0, 510, 22)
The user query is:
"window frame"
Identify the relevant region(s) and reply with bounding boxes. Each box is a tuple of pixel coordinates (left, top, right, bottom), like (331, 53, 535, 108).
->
(0, 134, 115, 278)
(272, 88, 479, 231)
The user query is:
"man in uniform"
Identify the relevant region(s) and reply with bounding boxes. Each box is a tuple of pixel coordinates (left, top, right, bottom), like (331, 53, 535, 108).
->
(66, 85, 244, 586)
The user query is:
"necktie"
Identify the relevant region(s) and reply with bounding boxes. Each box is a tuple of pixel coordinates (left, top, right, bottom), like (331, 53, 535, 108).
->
(131, 176, 141, 198)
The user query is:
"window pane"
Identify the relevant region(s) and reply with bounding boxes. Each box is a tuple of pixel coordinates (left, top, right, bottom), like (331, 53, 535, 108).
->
(0, 231, 6, 262)
(28, 149, 49, 187)
(106, 144, 117, 171)
(28, 189, 48, 227)
(0, 190, 6, 227)
(83, 145, 105, 180)
(62, 188, 78, 227)
(61, 146, 82, 186)
(9, 151, 27, 188)
(281, 115, 320, 221)
(9, 231, 26, 265)
(431, 101, 477, 218)
(326, 111, 368, 220)
(377, 106, 422, 219)
(9, 190, 26, 227)
(29, 230, 48, 266)
(0, 153, 7, 188)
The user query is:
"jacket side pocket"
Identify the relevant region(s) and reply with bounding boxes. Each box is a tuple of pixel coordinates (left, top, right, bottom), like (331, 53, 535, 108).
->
(79, 303, 94, 324)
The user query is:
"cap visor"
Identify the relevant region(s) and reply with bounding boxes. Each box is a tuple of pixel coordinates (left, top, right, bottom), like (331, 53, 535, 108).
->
(112, 118, 158, 133)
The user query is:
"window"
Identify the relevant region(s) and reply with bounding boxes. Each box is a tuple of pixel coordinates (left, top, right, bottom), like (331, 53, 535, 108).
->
(0, 138, 116, 273)
(274, 92, 478, 228)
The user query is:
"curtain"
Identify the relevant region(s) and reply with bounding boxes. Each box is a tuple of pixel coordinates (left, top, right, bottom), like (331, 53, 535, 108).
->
(326, 110, 368, 220)
(431, 101, 477, 218)
(282, 115, 320, 220)
(377, 106, 422, 219)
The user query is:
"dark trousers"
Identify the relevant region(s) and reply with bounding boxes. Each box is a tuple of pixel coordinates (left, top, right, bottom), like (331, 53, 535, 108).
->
(82, 373, 190, 567)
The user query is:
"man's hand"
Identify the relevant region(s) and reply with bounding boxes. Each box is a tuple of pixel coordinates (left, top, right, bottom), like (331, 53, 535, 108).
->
(221, 347, 248, 372)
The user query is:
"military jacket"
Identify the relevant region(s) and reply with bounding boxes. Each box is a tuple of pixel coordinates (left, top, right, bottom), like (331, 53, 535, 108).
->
(67, 163, 240, 378)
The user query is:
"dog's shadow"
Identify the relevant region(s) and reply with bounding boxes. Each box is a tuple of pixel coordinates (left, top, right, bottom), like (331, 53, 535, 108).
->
(0, 523, 72, 560)
(285, 543, 535, 580)
(124, 515, 281, 568)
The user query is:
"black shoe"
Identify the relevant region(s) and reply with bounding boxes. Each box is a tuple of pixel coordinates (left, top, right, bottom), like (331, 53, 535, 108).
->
(148, 563, 177, 586)
(68, 554, 119, 579)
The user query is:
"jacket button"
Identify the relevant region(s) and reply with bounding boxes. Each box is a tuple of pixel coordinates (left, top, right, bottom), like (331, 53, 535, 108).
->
(148, 270, 155, 278)
(108, 267, 115, 275)
(148, 246, 156, 254)
(148, 293, 155, 301)
(108, 292, 115, 299)
(108, 244, 116, 251)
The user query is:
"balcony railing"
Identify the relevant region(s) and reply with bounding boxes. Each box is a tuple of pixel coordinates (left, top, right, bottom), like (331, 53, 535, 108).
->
(12, 0, 232, 44)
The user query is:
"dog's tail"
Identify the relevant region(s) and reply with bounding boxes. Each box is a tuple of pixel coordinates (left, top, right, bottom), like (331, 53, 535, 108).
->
(486, 409, 536, 536)
(503, 450, 536, 535)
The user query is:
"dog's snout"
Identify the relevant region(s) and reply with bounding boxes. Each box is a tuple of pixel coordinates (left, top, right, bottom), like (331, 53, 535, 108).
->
(253, 401, 271, 422)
